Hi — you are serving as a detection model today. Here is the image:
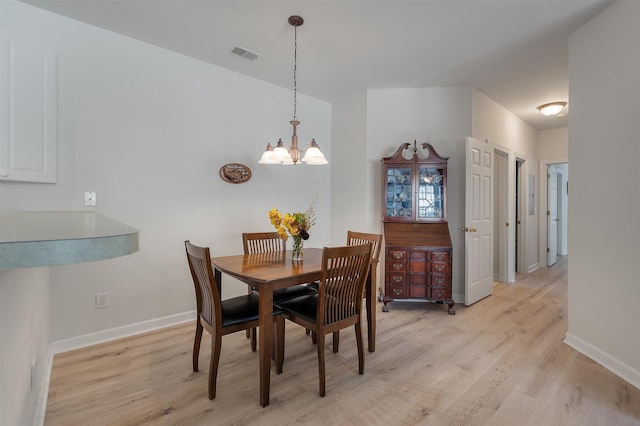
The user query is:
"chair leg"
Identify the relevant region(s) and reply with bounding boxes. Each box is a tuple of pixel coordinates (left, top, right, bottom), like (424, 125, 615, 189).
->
(355, 321, 364, 375)
(316, 332, 326, 397)
(275, 315, 285, 374)
(332, 331, 340, 353)
(250, 327, 257, 352)
(311, 331, 317, 345)
(193, 320, 203, 372)
(209, 332, 222, 400)
(246, 286, 257, 340)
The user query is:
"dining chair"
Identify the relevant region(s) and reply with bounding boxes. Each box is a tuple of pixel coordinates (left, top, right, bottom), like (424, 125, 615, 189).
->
(242, 232, 317, 350)
(185, 240, 284, 400)
(276, 243, 373, 397)
(329, 231, 383, 352)
(307, 231, 383, 351)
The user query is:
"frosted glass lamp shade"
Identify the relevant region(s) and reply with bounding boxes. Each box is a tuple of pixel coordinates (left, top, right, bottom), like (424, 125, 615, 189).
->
(537, 102, 567, 117)
(301, 139, 328, 165)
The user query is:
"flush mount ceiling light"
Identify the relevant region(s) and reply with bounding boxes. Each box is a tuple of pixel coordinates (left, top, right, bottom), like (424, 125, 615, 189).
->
(259, 15, 328, 166)
(537, 102, 567, 117)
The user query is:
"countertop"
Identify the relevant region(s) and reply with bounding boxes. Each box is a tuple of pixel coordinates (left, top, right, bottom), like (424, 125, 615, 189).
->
(0, 211, 139, 269)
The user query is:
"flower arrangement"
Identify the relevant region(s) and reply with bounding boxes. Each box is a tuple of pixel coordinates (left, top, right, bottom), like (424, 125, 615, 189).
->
(268, 196, 317, 260)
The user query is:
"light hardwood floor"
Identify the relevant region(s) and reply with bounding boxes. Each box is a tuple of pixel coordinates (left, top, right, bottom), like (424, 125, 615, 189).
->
(45, 256, 640, 425)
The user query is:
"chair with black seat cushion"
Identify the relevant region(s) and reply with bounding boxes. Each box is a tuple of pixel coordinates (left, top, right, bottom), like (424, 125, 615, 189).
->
(307, 231, 383, 350)
(330, 231, 383, 352)
(185, 240, 284, 400)
(242, 232, 317, 350)
(276, 243, 372, 397)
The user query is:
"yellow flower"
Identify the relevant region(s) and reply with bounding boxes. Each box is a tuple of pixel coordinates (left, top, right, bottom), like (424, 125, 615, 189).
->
(268, 208, 282, 227)
(268, 198, 316, 243)
(276, 227, 288, 241)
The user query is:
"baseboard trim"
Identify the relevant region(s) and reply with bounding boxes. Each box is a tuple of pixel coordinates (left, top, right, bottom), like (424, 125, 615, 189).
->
(50, 310, 196, 355)
(564, 332, 640, 391)
(36, 311, 196, 426)
(527, 263, 539, 273)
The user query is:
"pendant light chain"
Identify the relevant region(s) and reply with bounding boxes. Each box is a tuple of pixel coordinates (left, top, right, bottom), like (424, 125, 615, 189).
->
(293, 23, 298, 122)
(258, 15, 327, 165)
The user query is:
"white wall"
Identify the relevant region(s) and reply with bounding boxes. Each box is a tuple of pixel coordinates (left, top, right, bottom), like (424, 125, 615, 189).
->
(0, 2, 331, 422)
(330, 90, 370, 244)
(366, 87, 540, 301)
(566, 0, 640, 388)
(472, 89, 540, 274)
(2, 0, 331, 340)
(538, 128, 569, 264)
(539, 127, 568, 160)
(367, 87, 473, 301)
(0, 268, 51, 426)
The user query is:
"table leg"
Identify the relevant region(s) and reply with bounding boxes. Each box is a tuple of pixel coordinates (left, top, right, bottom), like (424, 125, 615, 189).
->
(258, 283, 273, 407)
(366, 266, 376, 352)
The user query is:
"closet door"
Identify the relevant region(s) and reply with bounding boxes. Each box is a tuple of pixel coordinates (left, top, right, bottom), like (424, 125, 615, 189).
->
(464, 136, 494, 306)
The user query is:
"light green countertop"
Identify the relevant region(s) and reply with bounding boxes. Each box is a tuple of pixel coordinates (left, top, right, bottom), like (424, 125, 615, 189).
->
(0, 212, 139, 269)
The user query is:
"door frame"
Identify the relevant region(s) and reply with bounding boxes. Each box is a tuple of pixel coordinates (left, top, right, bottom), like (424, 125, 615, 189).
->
(492, 143, 522, 283)
(538, 158, 568, 268)
(547, 165, 559, 266)
(494, 149, 509, 283)
(515, 153, 528, 276)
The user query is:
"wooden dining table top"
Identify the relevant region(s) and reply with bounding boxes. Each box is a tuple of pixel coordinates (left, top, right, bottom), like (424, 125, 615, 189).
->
(210, 245, 378, 407)
(211, 247, 323, 290)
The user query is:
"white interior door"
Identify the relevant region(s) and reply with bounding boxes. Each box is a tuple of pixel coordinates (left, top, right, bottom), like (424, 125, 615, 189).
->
(465, 137, 494, 306)
(547, 166, 558, 266)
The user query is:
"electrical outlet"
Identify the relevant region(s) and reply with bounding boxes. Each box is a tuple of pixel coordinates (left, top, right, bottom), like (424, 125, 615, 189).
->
(84, 191, 97, 207)
(95, 292, 109, 309)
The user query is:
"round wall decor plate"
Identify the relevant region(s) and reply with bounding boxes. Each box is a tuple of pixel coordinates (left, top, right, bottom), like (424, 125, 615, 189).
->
(219, 163, 251, 184)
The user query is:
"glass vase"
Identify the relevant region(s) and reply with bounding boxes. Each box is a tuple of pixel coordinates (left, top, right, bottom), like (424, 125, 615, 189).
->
(292, 236, 303, 261)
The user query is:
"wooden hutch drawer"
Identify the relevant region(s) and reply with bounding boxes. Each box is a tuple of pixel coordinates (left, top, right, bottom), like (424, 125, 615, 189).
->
(409, 261, 426, 273)
(432, 286, 451, 299)
(410, 284, 427, 298)
(410, 273, 426, 286)
(387, 284, 407, 298)
(410, 251, 426, 261)
(430, 251, 450, 262)
(387, 260, 406, 272)
(387, 272, 406, 285)
(388, 250, 408, 261)
(431, 274, 449, 287)
(430, 262, 451, 274)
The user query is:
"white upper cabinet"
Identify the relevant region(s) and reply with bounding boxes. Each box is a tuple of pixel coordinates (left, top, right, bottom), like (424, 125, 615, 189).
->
(0, 27, 57, 183)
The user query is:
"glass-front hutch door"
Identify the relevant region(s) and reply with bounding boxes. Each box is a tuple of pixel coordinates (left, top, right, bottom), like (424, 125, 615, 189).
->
(385, 166, 413, 219)
(417, 166, 445, 220)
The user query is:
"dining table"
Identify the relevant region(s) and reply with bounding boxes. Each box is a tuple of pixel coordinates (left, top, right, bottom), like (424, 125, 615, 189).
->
(211, 247, 377, 407)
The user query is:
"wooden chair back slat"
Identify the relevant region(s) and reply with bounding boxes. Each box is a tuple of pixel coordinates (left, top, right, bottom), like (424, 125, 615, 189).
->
(318, 243, 372, 326)
(242, 232, 286, 255)
(185, 241, 222, 328)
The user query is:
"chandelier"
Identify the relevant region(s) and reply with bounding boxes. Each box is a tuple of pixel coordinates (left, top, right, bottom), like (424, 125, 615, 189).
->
(258, 15, 328, 165)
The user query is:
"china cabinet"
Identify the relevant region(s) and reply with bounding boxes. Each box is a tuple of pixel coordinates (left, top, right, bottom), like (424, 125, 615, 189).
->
(381, 141, 454, 314)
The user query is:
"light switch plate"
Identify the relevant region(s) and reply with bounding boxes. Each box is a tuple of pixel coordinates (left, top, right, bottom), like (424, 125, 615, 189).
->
(84, 191, 96, 207)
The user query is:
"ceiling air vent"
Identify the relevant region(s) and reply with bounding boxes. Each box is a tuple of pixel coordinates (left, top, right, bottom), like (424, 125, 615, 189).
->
(231, 46, 259, 61)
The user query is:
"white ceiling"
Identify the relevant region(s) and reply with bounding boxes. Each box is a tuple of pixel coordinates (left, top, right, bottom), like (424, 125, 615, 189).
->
(19, 0, 614, 131)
